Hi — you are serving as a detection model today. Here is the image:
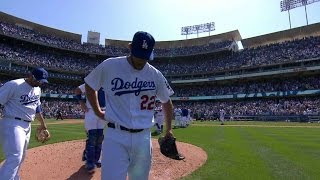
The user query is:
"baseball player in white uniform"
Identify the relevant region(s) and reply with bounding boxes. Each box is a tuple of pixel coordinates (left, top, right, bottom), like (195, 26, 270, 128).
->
(187, 108, 192, 126)
(220, 108, 226, 125)
(174, 107, 182, 128)
(84, 31, 175, 180)
(154, 100, 164, 134)
(0, 68, 49, 180)
(75, 84, 106, 173)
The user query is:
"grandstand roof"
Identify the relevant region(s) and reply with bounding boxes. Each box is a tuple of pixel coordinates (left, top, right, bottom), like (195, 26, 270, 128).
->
(242, 22, 320, 48)
(105, 30, 242, 48)
(0, 11, 82, 42)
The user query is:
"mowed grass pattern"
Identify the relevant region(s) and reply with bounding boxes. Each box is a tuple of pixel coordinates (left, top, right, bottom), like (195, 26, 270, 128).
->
(1, 120, 320, 180)
(174, 122, 320, 180)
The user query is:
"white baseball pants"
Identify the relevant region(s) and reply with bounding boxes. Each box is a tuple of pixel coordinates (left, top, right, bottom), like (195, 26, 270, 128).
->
(102, 127, 152, 180)
(0, 118, 31, 180)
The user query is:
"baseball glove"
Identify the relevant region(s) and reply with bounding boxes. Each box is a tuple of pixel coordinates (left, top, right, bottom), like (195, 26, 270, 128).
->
(158, 136, 185, 160)
(35, 127, 51, 143)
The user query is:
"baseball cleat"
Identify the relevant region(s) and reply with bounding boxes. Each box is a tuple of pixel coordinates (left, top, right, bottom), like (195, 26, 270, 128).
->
(85, 163, 96, 174)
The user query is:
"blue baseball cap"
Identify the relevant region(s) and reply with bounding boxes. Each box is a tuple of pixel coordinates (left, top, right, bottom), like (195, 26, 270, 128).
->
(131, 31, 155, 61)
(32, 68, 49, 83)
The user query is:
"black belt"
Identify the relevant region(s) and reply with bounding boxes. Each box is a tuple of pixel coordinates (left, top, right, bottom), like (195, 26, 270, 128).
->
(14, 117, 32, 123)
(107, 123, 144, 133)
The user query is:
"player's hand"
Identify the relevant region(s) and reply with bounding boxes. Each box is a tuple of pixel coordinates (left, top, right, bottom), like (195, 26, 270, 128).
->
(96, 110, 105, 120)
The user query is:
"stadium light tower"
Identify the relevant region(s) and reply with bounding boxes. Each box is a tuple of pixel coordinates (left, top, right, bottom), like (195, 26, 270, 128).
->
(280, 0, 320, 29)
(181, 22, 215, 39)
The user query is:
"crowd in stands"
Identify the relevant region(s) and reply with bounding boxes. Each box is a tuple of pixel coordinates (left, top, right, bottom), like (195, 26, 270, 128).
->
(24, 96, 320, 120)
(154, 40, 232, 57)
(1, 75, 320, 96)
(1, 21, 320, 120)
(1, 22, 78, 49)
(41, 99, 83, 119)
(0, 79, 78, 95)
(0, 99, 81, 119)
(1, 21, 232, 57)
(1, 80, 320, 119)
(154, 36, 320, 75)
(173, 76, 320, 97)
(1, 21, 320, 75)
(42, 83, 78, 94)
(0, 42, 101, 73)
(3, 96, 317, 120)
(175, 97, 320, 119)
(1, 26, 319, 76)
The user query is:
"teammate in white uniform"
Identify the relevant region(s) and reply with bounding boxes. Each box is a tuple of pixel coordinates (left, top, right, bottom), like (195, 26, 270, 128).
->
(174, 107, 182, 128)
(75, 84, 106, 173)
(187, 108, 192, 126)
(0, 68, 49, 180)
(220, 108, 226, 125)
(154, 101, 164, 134)
(84, 31, 174, 180)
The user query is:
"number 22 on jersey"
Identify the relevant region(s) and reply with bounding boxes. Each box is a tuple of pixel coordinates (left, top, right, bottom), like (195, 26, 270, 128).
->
(140, 95, 156, 110)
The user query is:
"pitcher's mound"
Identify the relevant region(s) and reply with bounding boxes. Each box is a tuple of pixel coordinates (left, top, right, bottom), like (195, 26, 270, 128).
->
(20, 139, 207, 180)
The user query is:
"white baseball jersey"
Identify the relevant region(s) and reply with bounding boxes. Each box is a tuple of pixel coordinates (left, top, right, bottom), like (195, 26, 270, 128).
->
(79, 84, 92, 109)
(220, 109, 226, 120)
(174, 108, 182, 121)
(84, 56, 174, 129)
(154, 106, 164, 124)
(78, 83, 106, 109)
(174, 108, 182, 117)
(78, 83, 106, 130)
(0, 78, 41, 121)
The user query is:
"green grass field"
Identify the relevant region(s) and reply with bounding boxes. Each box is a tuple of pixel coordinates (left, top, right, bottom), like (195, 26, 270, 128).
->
(1, 119, 320, 180)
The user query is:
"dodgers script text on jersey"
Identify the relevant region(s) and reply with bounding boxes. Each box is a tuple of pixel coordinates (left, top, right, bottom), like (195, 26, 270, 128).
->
(111, 77, 156, 96)
(20, 94, 40, 105)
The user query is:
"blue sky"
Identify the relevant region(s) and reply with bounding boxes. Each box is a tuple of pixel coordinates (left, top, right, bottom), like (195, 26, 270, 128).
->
(1, 0, 320, 44)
